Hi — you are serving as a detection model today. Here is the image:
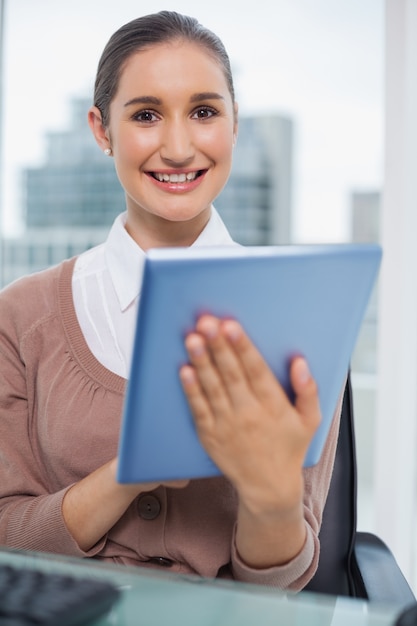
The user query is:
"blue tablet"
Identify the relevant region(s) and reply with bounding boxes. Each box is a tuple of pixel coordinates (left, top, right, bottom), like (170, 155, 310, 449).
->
(117, 243, 382, 483)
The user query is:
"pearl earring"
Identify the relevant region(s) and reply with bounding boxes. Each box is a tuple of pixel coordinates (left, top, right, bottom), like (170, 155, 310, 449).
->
(104, 148, 112, 156)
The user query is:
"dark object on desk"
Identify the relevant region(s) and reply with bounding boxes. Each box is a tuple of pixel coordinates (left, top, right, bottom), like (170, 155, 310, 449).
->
(395, 603, 417, 626)
(0, 561, 120, 625)
(305, 374, 416, 608)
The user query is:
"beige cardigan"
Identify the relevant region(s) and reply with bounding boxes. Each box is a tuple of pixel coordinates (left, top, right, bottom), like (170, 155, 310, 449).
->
(0, 258, 340, 590)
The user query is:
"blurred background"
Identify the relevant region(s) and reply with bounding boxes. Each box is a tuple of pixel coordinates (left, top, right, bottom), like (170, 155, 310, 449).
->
(0, 0, 415, 592)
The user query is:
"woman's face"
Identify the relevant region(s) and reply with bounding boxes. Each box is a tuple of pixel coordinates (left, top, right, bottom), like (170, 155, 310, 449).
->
(99, 40, 237, 248)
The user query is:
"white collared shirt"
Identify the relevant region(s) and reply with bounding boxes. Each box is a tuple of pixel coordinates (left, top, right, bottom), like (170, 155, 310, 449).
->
(72, 208, 236, 378)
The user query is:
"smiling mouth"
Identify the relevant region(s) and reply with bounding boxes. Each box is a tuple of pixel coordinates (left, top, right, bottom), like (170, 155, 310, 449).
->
(150, 170, 205, 183)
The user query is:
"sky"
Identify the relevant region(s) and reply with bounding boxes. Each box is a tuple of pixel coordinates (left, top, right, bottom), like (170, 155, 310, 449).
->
(0, 0, 384, 241)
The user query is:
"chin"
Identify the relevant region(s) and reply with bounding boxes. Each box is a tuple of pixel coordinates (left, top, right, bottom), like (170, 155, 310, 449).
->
(158, 207, 210, 224)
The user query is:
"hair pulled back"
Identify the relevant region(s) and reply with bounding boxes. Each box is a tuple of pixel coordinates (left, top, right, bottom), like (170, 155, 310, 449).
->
(94, 11, 235, 127)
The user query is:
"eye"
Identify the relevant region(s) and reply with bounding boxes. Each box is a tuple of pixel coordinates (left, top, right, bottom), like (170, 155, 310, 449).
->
(132, 110, 159, 123)
(191, 106, 218, 120)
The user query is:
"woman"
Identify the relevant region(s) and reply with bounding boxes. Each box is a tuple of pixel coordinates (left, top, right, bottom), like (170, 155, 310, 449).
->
(0, 11, 341, 590)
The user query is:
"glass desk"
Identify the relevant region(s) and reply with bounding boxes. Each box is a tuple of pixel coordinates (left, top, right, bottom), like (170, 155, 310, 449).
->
(0, 548, 403, 625)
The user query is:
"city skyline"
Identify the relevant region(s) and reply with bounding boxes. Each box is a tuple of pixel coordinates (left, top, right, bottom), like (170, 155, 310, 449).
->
(1, 101, 293, 286)
(1, 0, 384, 242)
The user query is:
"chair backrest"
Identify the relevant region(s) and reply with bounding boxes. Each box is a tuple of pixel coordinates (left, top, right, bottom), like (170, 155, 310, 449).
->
(305, 374, 358, 596)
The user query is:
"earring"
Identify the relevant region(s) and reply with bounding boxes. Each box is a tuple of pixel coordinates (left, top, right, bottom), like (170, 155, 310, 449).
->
(104, 148, 112, 156)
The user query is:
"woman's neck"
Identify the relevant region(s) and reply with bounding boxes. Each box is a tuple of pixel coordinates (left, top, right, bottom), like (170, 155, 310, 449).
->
(124, 207, 212, 251)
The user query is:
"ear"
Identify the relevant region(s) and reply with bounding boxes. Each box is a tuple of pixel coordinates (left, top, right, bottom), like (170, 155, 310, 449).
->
(88, 106, 111, 152)
(233, 102, 239, 146)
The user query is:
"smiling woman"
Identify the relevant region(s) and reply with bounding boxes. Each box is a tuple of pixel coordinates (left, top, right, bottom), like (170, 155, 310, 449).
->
(0, 10, 341, 591)
(88, 33, 238, 249)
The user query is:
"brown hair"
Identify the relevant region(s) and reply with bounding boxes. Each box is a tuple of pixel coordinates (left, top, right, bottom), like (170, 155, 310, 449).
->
(94, 11, 235, 127)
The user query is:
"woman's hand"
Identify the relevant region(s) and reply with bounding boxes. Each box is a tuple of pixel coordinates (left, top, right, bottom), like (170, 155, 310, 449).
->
(62, 459, 189, 552)
(179, 314, 321, 568)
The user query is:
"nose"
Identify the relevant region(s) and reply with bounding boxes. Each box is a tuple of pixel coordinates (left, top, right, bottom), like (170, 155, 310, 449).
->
(160, 118, 195, 166)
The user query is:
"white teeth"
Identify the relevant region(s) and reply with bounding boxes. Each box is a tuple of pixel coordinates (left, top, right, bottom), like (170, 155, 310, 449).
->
(154, 172, 198, 183)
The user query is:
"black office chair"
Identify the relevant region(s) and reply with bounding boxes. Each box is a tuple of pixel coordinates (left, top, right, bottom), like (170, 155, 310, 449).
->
(305, 374, 416, 607)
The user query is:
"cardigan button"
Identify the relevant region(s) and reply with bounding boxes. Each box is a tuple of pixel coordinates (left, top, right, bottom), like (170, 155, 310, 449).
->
(137, 494, 161, 520)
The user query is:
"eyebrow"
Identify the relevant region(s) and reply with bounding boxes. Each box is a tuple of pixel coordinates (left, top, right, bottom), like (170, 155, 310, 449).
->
(124, 92, 225, 108)
(190, 92, 225, 103)
(124, 96, 162, 107)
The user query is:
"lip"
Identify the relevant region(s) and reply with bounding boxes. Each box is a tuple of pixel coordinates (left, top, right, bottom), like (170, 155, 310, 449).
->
(146, 169, 207, 193)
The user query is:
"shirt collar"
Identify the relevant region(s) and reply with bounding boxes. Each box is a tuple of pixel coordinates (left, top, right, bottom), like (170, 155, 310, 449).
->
(105, 207, 236, 312)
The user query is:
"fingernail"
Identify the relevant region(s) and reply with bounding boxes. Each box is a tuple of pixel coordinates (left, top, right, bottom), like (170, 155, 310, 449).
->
(298, 359, 311, 385)
(223, 320, 242, 342)
(186, 336, 205, 357)
(200, 317, 218, 339)
(179, 366, 196, 384)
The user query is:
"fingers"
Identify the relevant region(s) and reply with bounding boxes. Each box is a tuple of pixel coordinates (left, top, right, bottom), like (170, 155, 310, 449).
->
(179, 362, 216, 430)
(179, 316, 322, 491)
(180, 314, 321, 435)
(189, 315, 287, 408)
(219, 318, 286, 403)
(130, 479, 191, 494)
(182, 328, 234, 415)
(162, 480, 191, 489)
(181, 317, 250, 411)
(290, 357, 321, 434)
(217, 321, 320, 433)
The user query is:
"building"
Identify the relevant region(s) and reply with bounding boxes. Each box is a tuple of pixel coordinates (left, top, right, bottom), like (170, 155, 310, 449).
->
(350, 190, 380, 245)
(1, 97, 293, 286)
(23, 99, 124, 229)
(348, 189, 381, 506)
(215, 114, 293, 245)
(349, 189, 381, 375)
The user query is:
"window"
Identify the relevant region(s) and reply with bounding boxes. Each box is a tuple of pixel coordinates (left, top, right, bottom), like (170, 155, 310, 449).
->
(5, 0, 410, 590)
